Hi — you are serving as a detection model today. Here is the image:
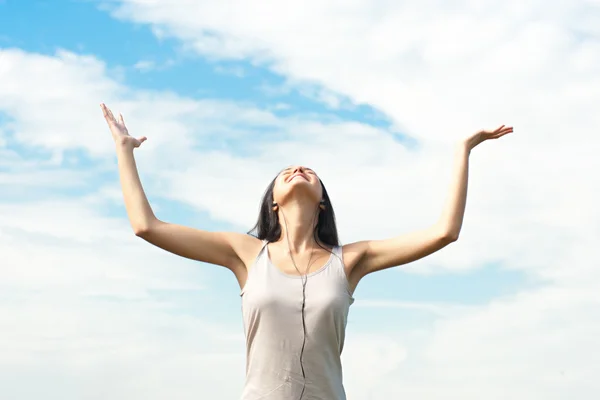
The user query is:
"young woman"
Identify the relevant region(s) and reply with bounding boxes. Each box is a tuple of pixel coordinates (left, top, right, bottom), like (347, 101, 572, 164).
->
(101, 103, 512, 400)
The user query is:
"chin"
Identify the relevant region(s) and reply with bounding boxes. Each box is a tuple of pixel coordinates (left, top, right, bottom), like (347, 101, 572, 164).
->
(283, 185, 320, 202)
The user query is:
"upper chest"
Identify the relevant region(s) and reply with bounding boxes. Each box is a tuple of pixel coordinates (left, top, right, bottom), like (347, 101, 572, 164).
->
(236, 241, 365, 295)
(265, 244, 334, 276)
(243, 244, 353, 306)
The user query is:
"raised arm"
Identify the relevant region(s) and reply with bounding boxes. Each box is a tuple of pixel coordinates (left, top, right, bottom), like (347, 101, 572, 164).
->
(345, 125, 513, 285)
(101, 104, 260, 274)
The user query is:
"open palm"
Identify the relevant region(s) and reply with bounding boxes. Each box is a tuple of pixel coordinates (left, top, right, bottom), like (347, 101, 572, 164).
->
(466, 125, 513, 150)
(101, 103, 147, 148)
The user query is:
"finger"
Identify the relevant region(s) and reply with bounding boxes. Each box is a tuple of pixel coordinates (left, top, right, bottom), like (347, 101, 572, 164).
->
(138, 136, 147, 143)
(102, 104, 115, 123)
(492, 129, 512, 139)
(107, 108, 116, 123)
(494, 124, 505, 134)
(101, 104, 116, 125)
(100, 103, 110, 119)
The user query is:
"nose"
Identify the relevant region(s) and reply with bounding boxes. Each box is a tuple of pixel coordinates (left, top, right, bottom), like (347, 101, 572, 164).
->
(292, 166, 305, 173)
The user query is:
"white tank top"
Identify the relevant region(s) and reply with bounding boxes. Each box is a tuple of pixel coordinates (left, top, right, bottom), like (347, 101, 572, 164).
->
(240, 241, 355, 400)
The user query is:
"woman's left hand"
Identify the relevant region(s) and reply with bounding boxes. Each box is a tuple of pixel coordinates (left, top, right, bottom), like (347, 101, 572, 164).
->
(464, 125, 513, 150)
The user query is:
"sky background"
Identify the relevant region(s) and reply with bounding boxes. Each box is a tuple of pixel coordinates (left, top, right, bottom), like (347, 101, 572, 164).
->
(1, 0, 599, 399)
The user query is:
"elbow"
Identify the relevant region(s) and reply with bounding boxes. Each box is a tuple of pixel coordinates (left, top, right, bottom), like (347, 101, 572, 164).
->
(440, 230, 459, 244)
(132, 220, 156, 237)
(435, 223, 459, 244)
(447, 234, 459, 243)
(446, 233, 460, 243)
(133, 225, 150, 237)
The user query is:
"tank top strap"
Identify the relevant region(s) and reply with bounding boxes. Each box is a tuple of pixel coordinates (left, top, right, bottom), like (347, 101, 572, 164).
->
(240, 239, 270, 296)
(259, 239, 269, 253)
(254, 239, 270, 266)
(331, 244, 342, 259)
(330, 244, 355, 301)
(328, 245, 345, 277)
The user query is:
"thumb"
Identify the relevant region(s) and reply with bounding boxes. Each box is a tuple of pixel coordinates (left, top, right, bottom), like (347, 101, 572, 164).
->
(133, 136, 147, 148)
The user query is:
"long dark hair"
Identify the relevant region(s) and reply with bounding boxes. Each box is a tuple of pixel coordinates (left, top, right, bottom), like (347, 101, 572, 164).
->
(247, 173, 340, 247)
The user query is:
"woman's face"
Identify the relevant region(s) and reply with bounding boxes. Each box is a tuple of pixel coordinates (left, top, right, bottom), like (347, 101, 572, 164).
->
(272, 165, 323, 206)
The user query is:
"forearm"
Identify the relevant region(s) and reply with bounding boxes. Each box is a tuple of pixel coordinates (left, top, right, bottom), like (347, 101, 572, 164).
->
(116, 141, 157, 234)
(437, 141, 471, 240)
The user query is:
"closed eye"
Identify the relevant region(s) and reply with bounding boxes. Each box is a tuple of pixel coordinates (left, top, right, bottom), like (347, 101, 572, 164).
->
(280, 167, 317, 178)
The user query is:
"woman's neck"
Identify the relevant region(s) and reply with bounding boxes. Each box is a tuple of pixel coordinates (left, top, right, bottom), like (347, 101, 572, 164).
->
(277, 198, 319, 252)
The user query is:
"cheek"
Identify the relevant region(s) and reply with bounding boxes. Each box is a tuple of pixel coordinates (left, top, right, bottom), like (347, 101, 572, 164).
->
(313, 179, 323, 196)
(272, 179, 285, 199)
(315, 184, 323, 198)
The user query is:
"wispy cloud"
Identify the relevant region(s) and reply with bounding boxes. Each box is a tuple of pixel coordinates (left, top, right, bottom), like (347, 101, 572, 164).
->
(355, 299, 475, 317)
(133, 58, 176, 72)
(213, 64, 245, 77)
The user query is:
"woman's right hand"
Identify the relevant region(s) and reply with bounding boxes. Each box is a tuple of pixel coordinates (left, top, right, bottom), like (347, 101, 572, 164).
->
(101, 103, 147, 148)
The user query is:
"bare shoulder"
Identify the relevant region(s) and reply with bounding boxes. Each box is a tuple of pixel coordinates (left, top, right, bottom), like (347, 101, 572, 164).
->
(340, 241, 369, 274)
(223, 232, 264, 269)
(219, 232, 263, 291)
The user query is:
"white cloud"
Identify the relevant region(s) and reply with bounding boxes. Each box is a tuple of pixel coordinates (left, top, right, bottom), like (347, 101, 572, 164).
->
(2, 0, 600, 394)
(0, 195, 242, 399)
(381, 285, 600, 400)
(104, 0, 600, 142)
(214, 64, 246, 77)
(354, 299, 475, 318)
(133, 58, 177, 72)
(98, 1, 600, 397)
(133, 59, 156, 72)
(99, 0, 600, 272)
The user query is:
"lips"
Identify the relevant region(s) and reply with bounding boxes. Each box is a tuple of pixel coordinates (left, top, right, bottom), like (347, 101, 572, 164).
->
(288, 173, 308, 182)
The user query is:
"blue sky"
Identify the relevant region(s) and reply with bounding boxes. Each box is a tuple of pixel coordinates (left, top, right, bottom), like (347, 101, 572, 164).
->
(0, 0, 530, 304)
(0, 0, 391, 123)
(1, 0, 598, 399)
